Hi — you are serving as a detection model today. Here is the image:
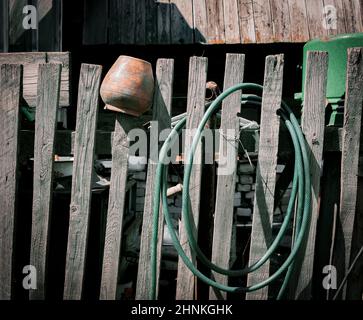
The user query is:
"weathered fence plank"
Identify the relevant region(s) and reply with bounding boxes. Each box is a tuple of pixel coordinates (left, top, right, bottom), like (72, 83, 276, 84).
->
(1, 0, 9, 52)
(246, 54, 284, 300)
(0, 64, 22, 300)
(209, 53, 245, 300)
(292, 51, 328, 300)
(333, 47, 363, 300)
(223, 0, 241, 44)
(287, 0, 309, 42)
(175, 57, 207, 299)
(137, 59, 174, 300)
(237, 0, 256, 43)
(100, 114, 139, 300)
(29, 63, 61, 300)
(270, 0, 291, 42)
(170, 0, 194, 44)
(342, 0, 363, 33)
(252, 0, 273, 43)
(63, 64, 102, 300)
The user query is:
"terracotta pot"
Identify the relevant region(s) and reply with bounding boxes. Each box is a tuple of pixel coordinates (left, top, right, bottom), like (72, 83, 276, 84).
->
(100, 55, 154, 117)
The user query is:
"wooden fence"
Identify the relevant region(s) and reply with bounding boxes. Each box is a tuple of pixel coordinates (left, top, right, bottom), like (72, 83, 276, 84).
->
(0, 48, 363, 300)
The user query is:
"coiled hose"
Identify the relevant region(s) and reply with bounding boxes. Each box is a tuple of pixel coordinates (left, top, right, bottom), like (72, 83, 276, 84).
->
(150, 83, 312, 300)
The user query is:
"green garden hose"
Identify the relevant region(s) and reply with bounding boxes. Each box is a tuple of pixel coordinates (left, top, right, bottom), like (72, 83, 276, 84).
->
(150, 83, 312, 300)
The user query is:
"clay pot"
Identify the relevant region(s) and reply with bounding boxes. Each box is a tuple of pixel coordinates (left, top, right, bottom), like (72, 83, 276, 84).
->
(100, 55, 154, 117)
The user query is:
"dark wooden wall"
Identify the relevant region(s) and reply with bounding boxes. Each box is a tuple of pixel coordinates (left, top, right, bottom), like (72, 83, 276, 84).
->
(0, 0, 62, 52)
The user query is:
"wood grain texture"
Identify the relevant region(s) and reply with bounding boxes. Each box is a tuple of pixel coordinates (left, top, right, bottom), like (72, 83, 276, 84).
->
(270, 0, 291, 42)
(193, 0, 208, 43)
(205, 0, 225, 44)
(237, 0, 256, 43)
(322, 0, 347, 35)
(333, 48, 363, 300)
(145, 0, 158, 44)
(0, 64, 22, 300)
(29, 63, 61, 300)
(252, 0, 273, 43)
(135, 0, 146, 45)
(175, 56, 207, 300)
(342, 0, 363, 33)
(157, 0, 171, 44)
(223, 0, 241, 43)
(136, 59, 174, 300)
(9, 0, 31, 50)
(293, 51, 328, 300)
(1, 0, 9, 52)
(0, 52, 70, 107)
(37, 0, 62, 51)
(100, 114, 138, 300)
(63, 64, 102, 300)
(287, 0, 309, 42)
(83, 0, 108, 45)
(109, 0, 135, 44)
(246, 54, 284, 300)
(305, 0, 327, 40)
(170, 0, 194, 44)
(209, 54, 245, 300)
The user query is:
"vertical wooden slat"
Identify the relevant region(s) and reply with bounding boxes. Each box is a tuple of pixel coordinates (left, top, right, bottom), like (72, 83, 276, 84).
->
(83, 0, 108, 45)
(0, 64, 22, 300)
(63, 64, 102, 300)
(136, 59, 174, 300)
(100, 114, 139, 300)
(29, 63, 61, 300)
(287, 0, 310, 42)
(322, 0, 347, 35)
(270, 0, 291, 42)
(209, 54, 245, 300)
(193, 0, 208, 43)
(175, 56, 207, 300)
(145, 0, 158, 44)
(170, 0, 194, 44)
(157, 0, 171, 44)
(246, 54, 284, 300)
(342, 0, 363, 33)
(37, 0, 62, 51)
(252, 0, 273, 43)
(1, 0, 9, 52)
(293, 51, 328, 300)
(223, 0, 241, 44)
(305, 0, 327, 40)
(333, 47, 363, 300)
(237, 0, 256, 43)
(205, 0, 225, 44)
(135, 0, 146, 45)
(109, 0, 135, 44)
(9, 0, 32, 51)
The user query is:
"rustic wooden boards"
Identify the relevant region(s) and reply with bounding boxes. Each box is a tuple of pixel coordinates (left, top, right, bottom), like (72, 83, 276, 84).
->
(332, 47, 363, 299)
(292, 51, 328, 300)
(84, 0, 363, 45)
(0, 52, 70, 107)
(63, 64, 102, 300)
(209, 54, 245, 300)
(175, 56, 207, 299)
(29, 63, 61, 300)
(135, 59, 174, 300)
(0, 64, 22, 300)
(0, 0, 9, 52)
(83, 0, 108, 45)
(246, 54, 284, 300)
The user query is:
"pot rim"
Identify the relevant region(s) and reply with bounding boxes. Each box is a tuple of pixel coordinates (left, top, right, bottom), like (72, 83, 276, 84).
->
(117, 55, 152, 66)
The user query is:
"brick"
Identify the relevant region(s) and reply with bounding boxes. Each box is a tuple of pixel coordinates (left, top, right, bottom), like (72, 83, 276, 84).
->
(236, 184, 251, 192)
